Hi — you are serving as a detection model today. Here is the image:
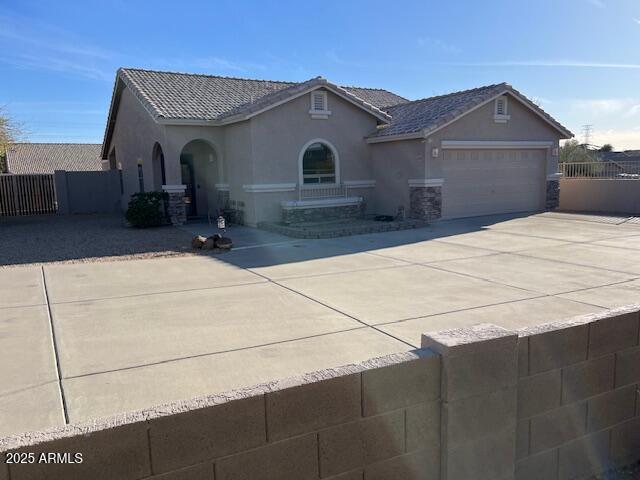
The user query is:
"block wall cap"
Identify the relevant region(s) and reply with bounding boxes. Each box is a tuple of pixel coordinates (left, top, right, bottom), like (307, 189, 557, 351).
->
(0, 348, 433, 452)
(518, 304, 640, 338)
(421, 323, 517, 357)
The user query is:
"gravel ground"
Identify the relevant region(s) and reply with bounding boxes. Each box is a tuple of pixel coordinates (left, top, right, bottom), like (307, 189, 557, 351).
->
(0, 214, 197, 268)
(590, 462, 640, 479)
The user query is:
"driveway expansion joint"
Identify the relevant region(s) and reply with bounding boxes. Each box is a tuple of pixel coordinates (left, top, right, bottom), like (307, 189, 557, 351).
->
(41, 267, 69, 425)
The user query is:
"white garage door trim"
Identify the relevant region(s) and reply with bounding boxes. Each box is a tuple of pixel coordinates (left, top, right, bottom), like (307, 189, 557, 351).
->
(441, 147, 547, 220)
(441, 140, 553, 149)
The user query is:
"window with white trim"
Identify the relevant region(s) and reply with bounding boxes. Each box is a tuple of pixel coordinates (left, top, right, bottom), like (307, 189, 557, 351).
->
(309, 91, 330, 118)
(302, 142, 336, 184)
(493, 96, 510, 123)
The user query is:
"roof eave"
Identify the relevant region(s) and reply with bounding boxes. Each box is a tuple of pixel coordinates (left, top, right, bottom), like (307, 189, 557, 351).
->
(365, 130, 425, 144)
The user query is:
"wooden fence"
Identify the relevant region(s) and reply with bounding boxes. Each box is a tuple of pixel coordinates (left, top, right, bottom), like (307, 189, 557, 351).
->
(0, 174, 57, 216)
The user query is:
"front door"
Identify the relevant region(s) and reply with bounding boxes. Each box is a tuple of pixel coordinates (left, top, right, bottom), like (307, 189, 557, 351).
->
(180, 154, 197, 217)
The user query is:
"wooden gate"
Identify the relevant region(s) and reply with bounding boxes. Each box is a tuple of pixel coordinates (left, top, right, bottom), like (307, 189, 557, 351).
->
(0, 174, 57, 216)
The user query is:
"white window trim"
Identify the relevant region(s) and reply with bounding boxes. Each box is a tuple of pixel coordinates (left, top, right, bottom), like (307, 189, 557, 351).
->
(494, 96, 511, 123)
(343, 179, 376, 188)
(309, 90, 331, 119)
(242, 183, 297, 193)
(298, 138, 340, 187)
(282, 197, 362, 210)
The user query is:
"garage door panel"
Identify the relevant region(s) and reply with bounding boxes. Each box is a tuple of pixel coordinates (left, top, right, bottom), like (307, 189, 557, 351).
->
(442, 149, 545, 219)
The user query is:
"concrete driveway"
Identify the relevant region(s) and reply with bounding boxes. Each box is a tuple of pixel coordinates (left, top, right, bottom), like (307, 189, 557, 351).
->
(2, 212, 640, 437)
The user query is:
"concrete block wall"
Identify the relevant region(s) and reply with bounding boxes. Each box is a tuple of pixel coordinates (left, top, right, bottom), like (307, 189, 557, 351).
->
(0, 351, 442, 480)
(1, 306, 639, 480)
(515, 307, 640, 480)
(54, 170, 121, 214)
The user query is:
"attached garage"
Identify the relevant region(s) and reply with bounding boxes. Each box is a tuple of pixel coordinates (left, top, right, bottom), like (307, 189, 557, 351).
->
(441, 148, 546, 219)
(368, 82, 574, 222)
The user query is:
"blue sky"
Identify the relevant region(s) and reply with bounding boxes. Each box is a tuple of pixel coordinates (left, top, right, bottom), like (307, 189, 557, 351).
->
(1, 0, 639, 148)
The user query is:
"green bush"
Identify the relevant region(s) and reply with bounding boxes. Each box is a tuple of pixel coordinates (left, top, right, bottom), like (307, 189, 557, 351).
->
(125, 191, 168, 228)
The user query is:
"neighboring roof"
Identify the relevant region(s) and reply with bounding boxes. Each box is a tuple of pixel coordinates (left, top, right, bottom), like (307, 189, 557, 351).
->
(119, 68, 408, 122)
(5, 143, 102, 174)
(368, 82, 573, 140)
(598, 150, 640, 162)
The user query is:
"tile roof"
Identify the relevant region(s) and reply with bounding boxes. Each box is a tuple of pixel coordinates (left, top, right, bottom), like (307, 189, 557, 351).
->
(5, 143, 102, 174)
(598, 150, 640, 162)
(369, 83, 573, 139)
(119, 68, 408, 121)
(103, 69, 572, 158)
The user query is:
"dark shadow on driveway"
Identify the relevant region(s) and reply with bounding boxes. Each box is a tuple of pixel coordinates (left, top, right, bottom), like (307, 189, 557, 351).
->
(201, 212, 537, 270)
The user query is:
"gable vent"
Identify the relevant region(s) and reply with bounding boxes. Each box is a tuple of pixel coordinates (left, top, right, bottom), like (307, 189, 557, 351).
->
(309, 91, 330, 119)
(312, 91, 327, 111)
(496, 98, 506, 115)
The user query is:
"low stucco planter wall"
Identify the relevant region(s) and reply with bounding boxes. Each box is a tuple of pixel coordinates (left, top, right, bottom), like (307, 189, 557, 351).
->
(559, 179, 640, 215)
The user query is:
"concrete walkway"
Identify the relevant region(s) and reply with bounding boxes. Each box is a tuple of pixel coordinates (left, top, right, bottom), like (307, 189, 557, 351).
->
(2, 212, 640, 437)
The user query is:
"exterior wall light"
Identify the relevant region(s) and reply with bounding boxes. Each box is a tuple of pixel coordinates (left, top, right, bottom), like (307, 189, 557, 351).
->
(552, 147, 559, 157)
(432, 147, 439, 158)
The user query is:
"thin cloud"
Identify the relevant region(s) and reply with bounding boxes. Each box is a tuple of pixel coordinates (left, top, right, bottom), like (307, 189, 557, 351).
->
(589, 0, 606, 8)
(0, 54, 112, 81)
(0, 28, 114, 60)
(448, 60, 640, 69)
(569, 98, 640, 121)
(324, 51, 368, 68)
(587, 127, 640, 150)
(633, 17, 640, 25)
(0, 8, 118, 81)
(417, 37, 462, 54)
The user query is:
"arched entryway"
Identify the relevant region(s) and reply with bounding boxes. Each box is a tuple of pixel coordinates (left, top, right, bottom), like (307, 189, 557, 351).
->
(180, 139, 221, 218)
(152, 142, 166, 191)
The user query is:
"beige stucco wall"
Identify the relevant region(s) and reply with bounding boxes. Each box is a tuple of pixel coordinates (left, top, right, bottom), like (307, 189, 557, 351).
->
(108, 87, 168, 208)
(370, 139, 425, 216)
(244, 88, 379, 225)
(560, 179, 640, 214)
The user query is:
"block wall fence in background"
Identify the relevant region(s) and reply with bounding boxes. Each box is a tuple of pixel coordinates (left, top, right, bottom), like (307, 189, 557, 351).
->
(1, 306, 639, 480)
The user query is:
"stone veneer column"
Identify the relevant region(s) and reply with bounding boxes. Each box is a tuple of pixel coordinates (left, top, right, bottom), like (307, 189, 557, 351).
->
(162, 184, 187, 226)
(409, 178, 444, 221)
(546, 173, 561, 210)
(422, 324, 519, 480)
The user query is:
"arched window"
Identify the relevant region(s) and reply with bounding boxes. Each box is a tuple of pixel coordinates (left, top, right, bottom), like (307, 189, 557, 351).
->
(301, 142, 336, 184)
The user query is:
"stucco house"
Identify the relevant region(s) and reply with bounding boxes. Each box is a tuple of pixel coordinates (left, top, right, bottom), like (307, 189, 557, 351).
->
(102, 68, 573, 226)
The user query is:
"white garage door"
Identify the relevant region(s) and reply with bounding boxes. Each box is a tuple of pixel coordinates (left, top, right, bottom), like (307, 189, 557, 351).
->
(442, 149, 546, 219)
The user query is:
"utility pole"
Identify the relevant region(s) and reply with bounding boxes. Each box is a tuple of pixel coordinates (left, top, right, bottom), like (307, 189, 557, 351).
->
(582, 124, 593, 147)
